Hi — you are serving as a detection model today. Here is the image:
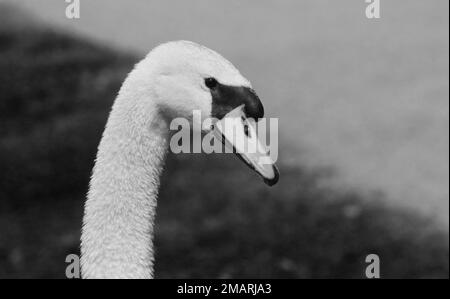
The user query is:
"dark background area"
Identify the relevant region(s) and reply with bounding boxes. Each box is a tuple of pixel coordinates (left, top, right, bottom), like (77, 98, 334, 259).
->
(0, 4, 448, 278)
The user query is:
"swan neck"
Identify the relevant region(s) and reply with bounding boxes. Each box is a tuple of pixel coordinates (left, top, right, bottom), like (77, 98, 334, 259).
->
(81, 94, 168, 279)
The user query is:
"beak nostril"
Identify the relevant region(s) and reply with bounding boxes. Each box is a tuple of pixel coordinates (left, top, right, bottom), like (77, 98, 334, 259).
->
(243, 122, 250, 137)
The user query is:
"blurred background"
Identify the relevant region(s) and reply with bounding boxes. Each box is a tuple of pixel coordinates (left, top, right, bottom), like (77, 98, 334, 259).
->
(0, 0, 448, 278)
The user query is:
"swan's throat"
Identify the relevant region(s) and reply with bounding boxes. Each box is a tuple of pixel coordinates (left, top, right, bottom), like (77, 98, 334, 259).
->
(81, 98, 168, 279)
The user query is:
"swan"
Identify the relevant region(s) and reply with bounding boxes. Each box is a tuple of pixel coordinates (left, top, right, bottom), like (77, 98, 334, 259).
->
(80, 41, 279, 279)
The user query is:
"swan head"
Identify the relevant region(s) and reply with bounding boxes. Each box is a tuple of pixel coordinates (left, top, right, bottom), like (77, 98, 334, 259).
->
(128, 40, 278, 185)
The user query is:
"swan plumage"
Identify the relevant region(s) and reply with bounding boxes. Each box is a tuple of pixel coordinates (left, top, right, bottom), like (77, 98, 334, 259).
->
(81, 41, 277, 279)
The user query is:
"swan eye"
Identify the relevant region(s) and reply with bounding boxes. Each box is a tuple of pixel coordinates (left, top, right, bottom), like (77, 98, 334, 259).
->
(205, 77, 218, 89)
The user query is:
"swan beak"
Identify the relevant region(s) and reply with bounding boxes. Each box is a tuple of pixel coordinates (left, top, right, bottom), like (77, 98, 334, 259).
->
(213, 105, 279, 186)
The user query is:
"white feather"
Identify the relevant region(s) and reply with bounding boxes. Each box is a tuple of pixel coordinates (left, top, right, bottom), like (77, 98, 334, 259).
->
(81, 41, 250, 279)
